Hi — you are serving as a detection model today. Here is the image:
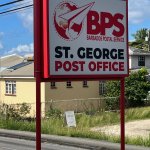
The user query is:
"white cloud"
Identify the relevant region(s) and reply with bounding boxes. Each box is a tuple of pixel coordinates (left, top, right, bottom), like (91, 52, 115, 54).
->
(8, 43, 33, 55)
(129, 0, 150, 24)
(17, 0, 33, 32)
(19, 10, 33, 32)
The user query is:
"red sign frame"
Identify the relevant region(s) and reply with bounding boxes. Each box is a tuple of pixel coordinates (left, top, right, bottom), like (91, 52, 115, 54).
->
(41, 0, 128, 81)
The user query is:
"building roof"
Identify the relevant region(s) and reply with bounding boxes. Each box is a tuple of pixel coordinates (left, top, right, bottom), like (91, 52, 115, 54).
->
(129, 47, 150, 56)
(0, 61, 34, 78)
(0, 54, 35, 78)
(0, 54, 24, 71)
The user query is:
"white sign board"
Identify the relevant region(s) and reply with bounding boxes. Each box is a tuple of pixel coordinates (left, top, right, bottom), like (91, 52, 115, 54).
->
(47, 0, 128, 79)
(65, 111, 76, 127)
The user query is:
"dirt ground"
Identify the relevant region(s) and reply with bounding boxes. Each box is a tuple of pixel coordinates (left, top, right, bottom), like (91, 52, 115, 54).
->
(91, 119, 150, 138)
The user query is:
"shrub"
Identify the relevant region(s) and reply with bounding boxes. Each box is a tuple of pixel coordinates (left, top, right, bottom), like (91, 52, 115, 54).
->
(105, 97, 119, 111)
(105, 68, 150, 109)
(46, 103, 62, 118)
(0, 103, 31, 120)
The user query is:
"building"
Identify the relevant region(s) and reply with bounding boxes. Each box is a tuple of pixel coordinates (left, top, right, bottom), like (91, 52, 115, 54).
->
(129, 47, 150, 70)
(0, 55, 106, 117)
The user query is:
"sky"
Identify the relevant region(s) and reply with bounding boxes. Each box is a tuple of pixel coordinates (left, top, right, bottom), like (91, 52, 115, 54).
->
(0, 0, 150, 56)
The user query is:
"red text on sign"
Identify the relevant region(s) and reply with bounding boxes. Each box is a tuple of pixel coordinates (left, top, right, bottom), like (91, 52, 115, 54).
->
(87, 11, 124, 37)
(55, 61, 85, 72)
(88, 61, 124, 71)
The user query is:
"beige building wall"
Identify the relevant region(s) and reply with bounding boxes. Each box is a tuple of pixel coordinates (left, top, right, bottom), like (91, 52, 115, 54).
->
(0, 78, 104, 116)
(45, 81, 102, 112)
(0, 78, 46, 117)
(41, 82, 46, 117)
(45, 81, 99, 100)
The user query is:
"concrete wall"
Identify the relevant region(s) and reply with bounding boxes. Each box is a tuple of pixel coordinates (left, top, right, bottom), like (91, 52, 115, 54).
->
(129, 56, 132, 69)
(145, 56, 150, 68)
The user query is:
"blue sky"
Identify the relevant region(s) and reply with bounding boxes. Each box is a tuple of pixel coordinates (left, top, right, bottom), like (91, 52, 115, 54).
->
(0, 0, 150, 56)
(0, 0, 33, 56)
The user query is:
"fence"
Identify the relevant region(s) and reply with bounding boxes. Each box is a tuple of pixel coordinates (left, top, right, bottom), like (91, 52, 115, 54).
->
(0, 97, 118, 118)
(45, 97, 106, 114)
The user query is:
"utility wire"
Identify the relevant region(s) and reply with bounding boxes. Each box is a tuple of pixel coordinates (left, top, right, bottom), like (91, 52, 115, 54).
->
(0, 6, 33, 16)
(0, 1, 33, 12)
(0, 4, 33, 15)
(0, 0, 25, 8)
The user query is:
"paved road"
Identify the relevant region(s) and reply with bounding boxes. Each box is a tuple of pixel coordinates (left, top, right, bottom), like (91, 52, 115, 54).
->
(0, 129, 149, 150)
(0, 136, 88, 150)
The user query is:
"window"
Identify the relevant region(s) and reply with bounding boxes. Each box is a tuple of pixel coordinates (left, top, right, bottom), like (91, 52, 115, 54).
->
(99, 81, 106, 95)
(50, 82, 56, 88)
(83, 80, 88, 87)
(66, 81, 72, 88)
(5, 81, 16, 95)
(138, 56, 145, 66)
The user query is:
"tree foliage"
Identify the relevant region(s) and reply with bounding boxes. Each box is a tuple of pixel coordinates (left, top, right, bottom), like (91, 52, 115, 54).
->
(129, 28, 148, 50)
(132, 28, 147, 41)
(105, 68, 150, 109)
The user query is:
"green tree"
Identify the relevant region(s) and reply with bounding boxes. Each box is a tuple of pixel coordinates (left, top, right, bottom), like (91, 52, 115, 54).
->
(105, 68, 150, 109)
(104, 80, 120, 110)
(129, 28, 148, 50)
(132, 28, 147, 41)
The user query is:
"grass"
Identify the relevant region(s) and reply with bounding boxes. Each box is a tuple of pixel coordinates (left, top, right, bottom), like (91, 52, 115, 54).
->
(0, 106, 150, 147)
(0, 119, 35, 132)
(125, 106, 150, 121)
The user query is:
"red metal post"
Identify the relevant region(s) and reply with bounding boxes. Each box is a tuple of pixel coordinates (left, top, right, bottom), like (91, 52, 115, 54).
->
(120, 78, 125, 150)
(34, 0, 43, 150)
(35, 74, 41, 150)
